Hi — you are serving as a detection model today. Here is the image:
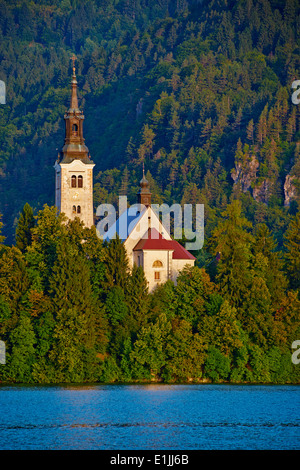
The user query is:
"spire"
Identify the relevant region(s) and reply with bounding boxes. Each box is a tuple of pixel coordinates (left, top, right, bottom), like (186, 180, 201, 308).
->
(138, 164, 151, 207)
(58, 56, 92, 164)
(70, 54, 79, 110)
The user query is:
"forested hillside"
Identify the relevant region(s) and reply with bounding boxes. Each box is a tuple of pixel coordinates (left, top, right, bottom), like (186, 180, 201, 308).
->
(0, 0, 299, 244)
(0, 0, 299, 384)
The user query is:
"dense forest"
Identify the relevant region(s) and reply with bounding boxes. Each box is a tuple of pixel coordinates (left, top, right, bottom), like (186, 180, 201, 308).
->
(0, 0, 299, 383)
(0, 201, 299, 383)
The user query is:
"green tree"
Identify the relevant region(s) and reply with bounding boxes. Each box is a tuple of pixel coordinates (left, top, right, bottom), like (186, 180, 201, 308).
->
(15, 203, 35, 253)
(164, 318, 206, 382)
(0, 214, 5, 245)
(103, 235, 130, 290)
(7, 315, 36, 383)
(125, 264, 150, 335)
(130, 313, 171, 380)
(243, 273, 274, 349)
(204, 347, 231, 382)
(173, 266, 216, 328)
(25, 205, 67, 292)
(284, 212, 300, 290)
(48, 238, 108, 382)
(201, 299, 243, 356)
(208, 200, 254, 309)
(253, 223, 287, 306)
(0, 246, 29, 324)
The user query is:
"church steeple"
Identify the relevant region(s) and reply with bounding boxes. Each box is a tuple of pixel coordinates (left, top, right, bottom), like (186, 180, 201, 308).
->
(137, 164, 151, 207)
(59, 55, 92, 164)
(54, 57, 95, 229)
(70, 55, 79, 110)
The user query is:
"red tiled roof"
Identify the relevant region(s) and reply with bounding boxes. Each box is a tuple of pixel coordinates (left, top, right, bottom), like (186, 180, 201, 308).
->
(133, 228, 172, 251)
(170, 239, 196, 260)
(133, 228, 195, 260)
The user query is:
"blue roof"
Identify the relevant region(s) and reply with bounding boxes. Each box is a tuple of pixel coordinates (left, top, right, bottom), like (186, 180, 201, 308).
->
(102, 205, 145, 242)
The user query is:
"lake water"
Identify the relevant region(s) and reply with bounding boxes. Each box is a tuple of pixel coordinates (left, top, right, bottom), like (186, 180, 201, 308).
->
(0, 384, 299, 450)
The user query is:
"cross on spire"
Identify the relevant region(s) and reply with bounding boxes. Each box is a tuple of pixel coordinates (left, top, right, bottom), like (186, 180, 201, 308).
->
(69, 54, 78, 110)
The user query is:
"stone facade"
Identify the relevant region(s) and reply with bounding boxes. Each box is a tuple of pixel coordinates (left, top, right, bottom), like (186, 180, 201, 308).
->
(54, 159, 95, 228)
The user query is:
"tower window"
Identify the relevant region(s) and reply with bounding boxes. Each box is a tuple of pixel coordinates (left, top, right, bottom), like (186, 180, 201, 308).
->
(78, 175, 83, 188)
(153, 260, 163, 268)
(72, 123, 78, 136)
(77, 206, 81, 214)
(71, 175, 77, 188)
(154, 271, 161, 281)
(72, 205, 76, 214)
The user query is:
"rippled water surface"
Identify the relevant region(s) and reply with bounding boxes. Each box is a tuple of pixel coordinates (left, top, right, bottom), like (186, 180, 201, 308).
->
(0, 384, 299, 450)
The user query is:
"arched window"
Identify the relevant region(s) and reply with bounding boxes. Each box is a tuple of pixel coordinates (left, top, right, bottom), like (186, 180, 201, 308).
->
(72, 123, 78, 136)
(71, 175, 77, 188)
(78, 175, 83, 188)
(77, 206, 81, 214)
(153, 260, 163, 268)
(72, 205, 76, 214)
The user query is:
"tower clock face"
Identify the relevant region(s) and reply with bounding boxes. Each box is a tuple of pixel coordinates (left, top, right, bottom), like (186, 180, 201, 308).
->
(72, 192, 79, 200)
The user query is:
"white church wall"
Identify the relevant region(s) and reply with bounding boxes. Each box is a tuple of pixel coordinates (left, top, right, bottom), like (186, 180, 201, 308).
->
(55, 159, 95, 229)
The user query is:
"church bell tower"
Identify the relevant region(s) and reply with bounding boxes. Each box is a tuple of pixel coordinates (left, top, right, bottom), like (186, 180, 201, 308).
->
(54, 56, 95, 228)
(137, 165, 151, 207)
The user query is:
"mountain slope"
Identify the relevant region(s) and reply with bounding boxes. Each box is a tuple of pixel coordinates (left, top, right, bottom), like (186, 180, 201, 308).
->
(0, 0, 299, 245)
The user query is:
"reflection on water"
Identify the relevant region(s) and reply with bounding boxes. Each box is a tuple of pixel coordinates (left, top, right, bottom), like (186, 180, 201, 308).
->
(0, 384, 299, 450)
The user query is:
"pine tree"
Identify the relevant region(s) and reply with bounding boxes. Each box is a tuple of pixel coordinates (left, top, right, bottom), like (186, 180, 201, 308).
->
(26, 205, 67, 292)
(284, 212, 300, 290)
(201, 299, 243, 356)
(173, 266, 216, 329)
(253, 224, 287, 306)
(8, 315, 36, 383)
(208, 200, 254, 309)
(120, 166, 129, 196)
(15, 203, 35, 253)
(130, 313, 171, 380)
(0, 246, 29, 322)
(49, 238, 108, 381)
(0, 214, 5, 245)
(246, 119, 254, 144)
(137, 124, 156, 164)
(125, 264, 150, 336)
(286, 107, 296, 143)
(165, 318, 206, 381)
(105, 286, 128, 326)
(256, 104, 268, 145)
(103, 235, 130, 290)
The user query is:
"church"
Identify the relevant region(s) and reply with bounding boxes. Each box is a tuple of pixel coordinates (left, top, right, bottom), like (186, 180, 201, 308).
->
(54, 57, 95, 229)
(54, 62, 195, 291)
